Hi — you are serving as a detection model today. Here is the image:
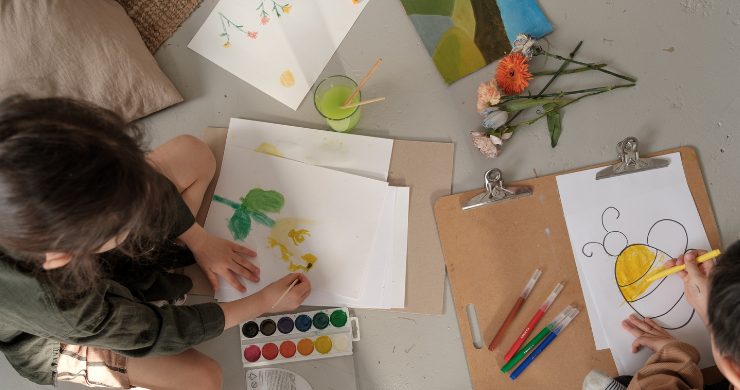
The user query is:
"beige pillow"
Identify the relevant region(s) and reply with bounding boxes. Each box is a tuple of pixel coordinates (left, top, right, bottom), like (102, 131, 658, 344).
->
(0, 0, 183, 122)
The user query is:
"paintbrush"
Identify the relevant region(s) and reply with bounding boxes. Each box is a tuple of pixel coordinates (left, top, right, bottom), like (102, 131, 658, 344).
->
(342, 58, 382, 106)
(272, 264, 312, 309)
(646, 249, 721, 282)
(339, 97, 385, 110)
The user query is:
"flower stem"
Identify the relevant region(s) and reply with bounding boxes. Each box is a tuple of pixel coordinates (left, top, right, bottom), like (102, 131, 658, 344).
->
(531, 63, 607, 76)
(540, 52, 636, 82)
(506, 41, 583, 125)
(500, 83, 635, 102)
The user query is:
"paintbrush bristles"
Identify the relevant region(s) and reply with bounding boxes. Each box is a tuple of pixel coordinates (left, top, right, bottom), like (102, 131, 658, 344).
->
(339, 97, 385, 110)
(342, 58, 382, 106)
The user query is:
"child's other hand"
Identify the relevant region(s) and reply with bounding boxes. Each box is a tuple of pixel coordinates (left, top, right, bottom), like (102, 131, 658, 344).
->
(187, 228, 260, 293)
(664, 250, 712, 325)
(257, 273, 311, 313)
(621, 315, 677, 353)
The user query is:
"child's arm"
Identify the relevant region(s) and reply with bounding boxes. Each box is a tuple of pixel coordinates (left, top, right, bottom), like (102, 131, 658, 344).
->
(622, 315, 703, 389)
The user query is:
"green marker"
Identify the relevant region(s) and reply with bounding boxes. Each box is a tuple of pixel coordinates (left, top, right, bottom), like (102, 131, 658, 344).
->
(501, 305, 573, 373)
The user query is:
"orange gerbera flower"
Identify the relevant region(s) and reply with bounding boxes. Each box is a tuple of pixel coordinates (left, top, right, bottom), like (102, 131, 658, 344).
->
(495, 53, 532, 95)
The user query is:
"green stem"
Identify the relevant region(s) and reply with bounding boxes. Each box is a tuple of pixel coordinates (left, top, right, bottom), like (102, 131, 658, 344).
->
(531, 63, 607, 76)
(213, 195, 241, 211)
(500, 83, 635, 102)
(506, 41, 583, 125)
(540, 52, 636, 82)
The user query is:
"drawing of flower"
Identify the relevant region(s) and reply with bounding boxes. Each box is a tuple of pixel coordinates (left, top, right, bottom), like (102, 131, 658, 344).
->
(212, 189, 285, 241)
(223, 42, 231, 48)
(261, 15, 270, 25)
(219, 12, 251, 47)
(248, 31, 258, 39)
(283, 5, 292, 13)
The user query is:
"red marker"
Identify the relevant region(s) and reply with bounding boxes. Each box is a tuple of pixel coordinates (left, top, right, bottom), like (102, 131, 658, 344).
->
(503, 283, 564, 362)
(488, 269, 542, 351)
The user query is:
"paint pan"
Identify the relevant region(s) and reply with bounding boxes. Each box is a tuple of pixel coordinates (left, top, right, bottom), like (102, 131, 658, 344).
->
(241, 331, 358, 368)
(239, 307, 360, 368)
(239, 308, 353, 341)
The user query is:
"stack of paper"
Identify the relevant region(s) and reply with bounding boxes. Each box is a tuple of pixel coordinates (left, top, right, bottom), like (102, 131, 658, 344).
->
(556, 153, 715, 375)
(203, 118, 409, 309)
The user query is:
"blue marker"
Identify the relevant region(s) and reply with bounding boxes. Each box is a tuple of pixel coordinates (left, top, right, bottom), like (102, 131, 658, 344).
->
(510, 308, 580, 380)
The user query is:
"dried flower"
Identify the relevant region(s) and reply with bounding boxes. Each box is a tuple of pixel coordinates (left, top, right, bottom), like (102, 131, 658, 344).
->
(495, 53, 532, 94)
(261, 16, 270, 25)
(477, 79, 502, 111)
(470, 131, 501, 158)
(511, 33, 538, 60)
(480, 107, 508, 130)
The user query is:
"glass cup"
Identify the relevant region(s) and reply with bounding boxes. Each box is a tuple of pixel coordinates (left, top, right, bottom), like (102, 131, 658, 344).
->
(314, 75, 362, 132)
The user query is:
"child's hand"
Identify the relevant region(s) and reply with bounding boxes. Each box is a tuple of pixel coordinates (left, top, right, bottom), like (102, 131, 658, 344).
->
(663, 250, 712, 325)
(257, 273, 311, 313)
(621, 315, 677, 353)
(181, 224, 260, 293)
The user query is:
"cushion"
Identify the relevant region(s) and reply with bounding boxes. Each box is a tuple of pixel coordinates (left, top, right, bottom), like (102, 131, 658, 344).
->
(115, 0, 203, 54)
(0, 0, 183, 122)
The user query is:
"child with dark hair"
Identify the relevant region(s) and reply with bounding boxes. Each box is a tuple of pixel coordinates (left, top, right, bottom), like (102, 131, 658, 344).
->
(0, 96, 312, 389)
(584, 244, 740, 390)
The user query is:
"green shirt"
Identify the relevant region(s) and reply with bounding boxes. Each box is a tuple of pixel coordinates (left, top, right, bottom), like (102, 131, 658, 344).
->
(0, 181, 225, 386)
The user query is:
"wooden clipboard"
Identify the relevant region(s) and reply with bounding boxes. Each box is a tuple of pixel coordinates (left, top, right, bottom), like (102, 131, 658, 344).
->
(434, 147, 723, 389)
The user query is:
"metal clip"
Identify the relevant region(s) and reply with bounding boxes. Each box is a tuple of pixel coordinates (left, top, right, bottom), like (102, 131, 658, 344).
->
(462, 169, 533, 210)
(595, 136, 670, 180)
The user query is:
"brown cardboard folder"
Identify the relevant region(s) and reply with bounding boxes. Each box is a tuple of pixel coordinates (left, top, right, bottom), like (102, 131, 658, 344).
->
(186, 127, 453, 316)
(434, 147, 722, 389)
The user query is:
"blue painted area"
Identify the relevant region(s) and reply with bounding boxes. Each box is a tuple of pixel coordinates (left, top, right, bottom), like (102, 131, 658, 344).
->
(497, 0, 554, 44)
(545, 228, 551, 235)
(408, 14, 455, 57)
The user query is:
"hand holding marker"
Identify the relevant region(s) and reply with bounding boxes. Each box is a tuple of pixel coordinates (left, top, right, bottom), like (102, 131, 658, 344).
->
(501, 305, 574, 373)
(488, 269, 542, 351)
(510, 309, 580, 380)
(504, 283, 564, 362)
(646, 249, 721, 282)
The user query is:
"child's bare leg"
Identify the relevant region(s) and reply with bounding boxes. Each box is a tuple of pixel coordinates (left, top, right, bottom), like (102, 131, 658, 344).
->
(147, 135, 216, 216)
(127, 348, 223, 390)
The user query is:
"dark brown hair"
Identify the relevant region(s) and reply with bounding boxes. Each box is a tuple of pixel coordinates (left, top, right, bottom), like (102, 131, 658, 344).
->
(709, 240, 740, 364)
(0, 96, 175, 302)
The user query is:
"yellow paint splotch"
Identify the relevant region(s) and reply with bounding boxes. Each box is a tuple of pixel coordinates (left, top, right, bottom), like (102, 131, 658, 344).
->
(254, 142, 284, 158)
(280, 70, 295, 87)
(616, 245, 666, 305)
(266, 218, 318, 272)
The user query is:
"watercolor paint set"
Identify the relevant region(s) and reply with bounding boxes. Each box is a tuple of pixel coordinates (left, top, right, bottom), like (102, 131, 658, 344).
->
(240, 307, 360, 368)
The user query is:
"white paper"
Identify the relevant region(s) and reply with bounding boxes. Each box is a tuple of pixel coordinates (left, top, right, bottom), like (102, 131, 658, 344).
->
(205, 146, 387, 299)
(301, 187, 396, 308)
(391, 187, 410, 309)
(246, 368, 313, 390)
(226, 118, 394, 181)
(557, 153, 715, 375)
(188, 0, 369, 110)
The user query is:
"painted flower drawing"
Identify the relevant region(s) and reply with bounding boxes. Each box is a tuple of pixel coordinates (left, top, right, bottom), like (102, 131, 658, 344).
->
(218, 12, 251, 47)
(261, 15, 270, 25)
(212, 188, 285, 241)
(247, 31, 258, 39)
(283, 5, 292, 13)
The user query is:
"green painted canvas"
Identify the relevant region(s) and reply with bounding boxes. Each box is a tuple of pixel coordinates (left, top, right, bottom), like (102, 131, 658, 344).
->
(400, 0, 553, 84)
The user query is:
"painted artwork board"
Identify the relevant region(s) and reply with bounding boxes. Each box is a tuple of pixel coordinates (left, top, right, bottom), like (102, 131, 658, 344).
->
(226, 118, 394, 181)
(399, 0, 553, 84)
(204, 146, 388, 299)
(557, 153, 715, 375)
(188, 0, 370, 110)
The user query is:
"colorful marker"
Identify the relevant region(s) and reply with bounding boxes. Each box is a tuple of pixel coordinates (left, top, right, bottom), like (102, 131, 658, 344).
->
(646, 249, 721, 282)
(510, 309, 579, 380)
(503, 283, 564, 362)
(501, 305, 573, 373)
(488, 269, 542, 351)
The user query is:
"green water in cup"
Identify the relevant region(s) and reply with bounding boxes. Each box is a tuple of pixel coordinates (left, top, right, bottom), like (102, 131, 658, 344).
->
(314, 76, 361, 132)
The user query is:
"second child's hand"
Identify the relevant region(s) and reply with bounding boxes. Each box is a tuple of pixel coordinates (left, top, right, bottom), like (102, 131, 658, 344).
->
(177, 223, 260, 293)
(663, 250, 712, 326)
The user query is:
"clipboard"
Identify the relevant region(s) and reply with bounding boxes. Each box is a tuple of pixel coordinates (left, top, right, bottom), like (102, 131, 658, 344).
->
(186, 127, 454, 316)
(434, 140, 723, 389)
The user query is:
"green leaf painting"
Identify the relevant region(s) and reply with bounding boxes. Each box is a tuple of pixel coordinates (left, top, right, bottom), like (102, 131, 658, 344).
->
(212, 188, 285, 241)
(399, 0, 553, 84)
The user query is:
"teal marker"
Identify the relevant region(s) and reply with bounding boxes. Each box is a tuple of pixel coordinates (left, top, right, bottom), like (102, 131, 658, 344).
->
(501, 305, 573, 373)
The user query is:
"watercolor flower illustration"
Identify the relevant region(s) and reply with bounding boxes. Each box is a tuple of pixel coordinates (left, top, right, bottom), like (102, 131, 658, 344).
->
(218, 12, 251, 47)
(261, 16, 270, 25)
(212, 188, 285, 241)
(469, 33, 637, 158)
(267, 218, 318, 273)
(247, 31, 258, 39)
(283, 5, 292, 13)
(257, 1, 291, 20)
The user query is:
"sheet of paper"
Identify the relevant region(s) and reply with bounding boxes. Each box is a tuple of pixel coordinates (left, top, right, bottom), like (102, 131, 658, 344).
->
(226, 118, 394, 181)
(391, 187, 410, 309)
(188, 0, 369, 110)
(205, 146, 387, 299)
(301, 187, 396, 308)
(557, 153, 715, 375)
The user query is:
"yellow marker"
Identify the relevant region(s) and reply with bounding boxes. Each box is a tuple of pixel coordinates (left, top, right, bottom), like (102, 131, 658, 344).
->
(645, 250, 722, 282)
